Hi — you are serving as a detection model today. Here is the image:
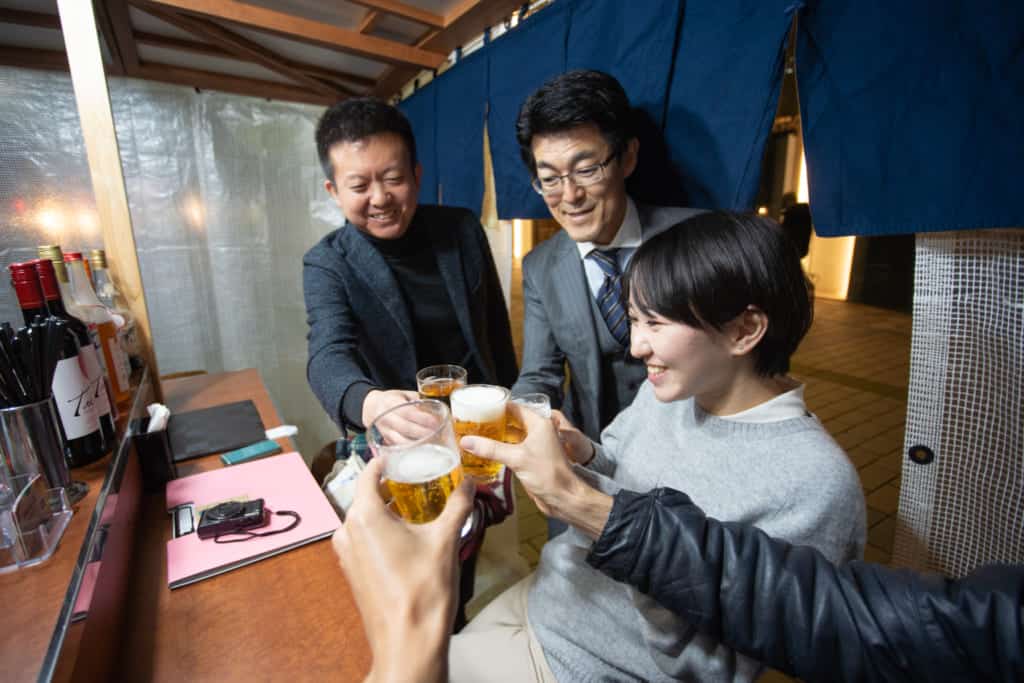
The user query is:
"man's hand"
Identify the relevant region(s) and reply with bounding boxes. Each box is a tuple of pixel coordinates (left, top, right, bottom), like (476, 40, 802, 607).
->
(460, 405, 612, 539)
(362, 389, 435, 442)
(333, 456, 474, 683)
(551, 410, 595, 464)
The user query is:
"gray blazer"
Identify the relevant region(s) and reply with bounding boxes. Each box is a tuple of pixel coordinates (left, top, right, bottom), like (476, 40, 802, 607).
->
(304, 205, 518, 431)
(512, 202, 702, 440)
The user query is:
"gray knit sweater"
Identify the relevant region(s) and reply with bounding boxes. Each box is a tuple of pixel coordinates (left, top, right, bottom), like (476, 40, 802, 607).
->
(528, 382, 867, 682)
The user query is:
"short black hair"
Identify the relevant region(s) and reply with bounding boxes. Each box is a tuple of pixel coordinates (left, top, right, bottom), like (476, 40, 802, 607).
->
(315, 97, 417, 182)
(515, 70, 634, 174)
(625, 211, 814, 377)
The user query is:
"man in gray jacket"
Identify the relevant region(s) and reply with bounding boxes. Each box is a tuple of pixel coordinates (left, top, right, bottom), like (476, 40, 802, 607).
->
(511, 70, 700, 442)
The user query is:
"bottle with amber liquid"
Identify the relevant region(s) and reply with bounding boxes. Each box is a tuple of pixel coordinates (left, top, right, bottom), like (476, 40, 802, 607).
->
(88, 249, 140, 365)
(63, 251, 132, 406)
(8, 262, 107, 468)
(35, 258, 117, 447)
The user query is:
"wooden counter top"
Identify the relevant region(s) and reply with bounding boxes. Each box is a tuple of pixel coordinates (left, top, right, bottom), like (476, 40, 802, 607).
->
(0, 450, 115, 682)
(120, 369, 371, 681)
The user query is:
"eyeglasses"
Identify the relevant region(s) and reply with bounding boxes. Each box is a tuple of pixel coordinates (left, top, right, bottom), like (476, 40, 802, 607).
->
(531, 153, 618, 197)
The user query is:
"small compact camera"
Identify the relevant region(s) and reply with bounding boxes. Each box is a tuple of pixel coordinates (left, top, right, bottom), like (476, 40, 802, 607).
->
(197, 499, 269, 539)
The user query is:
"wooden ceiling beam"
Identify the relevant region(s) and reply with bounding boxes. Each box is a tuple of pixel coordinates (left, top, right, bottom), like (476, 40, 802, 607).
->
(415, 29, 440, 48)
(0, 44, 332, 106)
(105, 0, 141, 72)
(134, 30, 376, 90)
(91, 0, 126, 75)
(143, 0, 446, 69)
(0, 8, 61, 30)
(373, 0, 524, 97)
(0, 45, 68, 71)
(135, 29, 231, 59)
(358, 10, 380, 34)
(293, 68, 360, 96)
(297, 64, 374, 90)
(345, 0, 443, 29)
(134, 62, 338, 105)
(134, 3, 343, 97)
(444, 0, 488, 27)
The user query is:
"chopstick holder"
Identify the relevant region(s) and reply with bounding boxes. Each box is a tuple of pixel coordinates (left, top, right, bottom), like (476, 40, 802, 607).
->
(132, 415, 178, 493)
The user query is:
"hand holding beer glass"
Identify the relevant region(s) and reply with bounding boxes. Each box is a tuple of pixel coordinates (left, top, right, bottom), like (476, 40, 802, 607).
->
(368, 399, 464, 524)
(450, 385, 509, 483)
(416, 364, 468, 406)
(505, 393, 552, 444)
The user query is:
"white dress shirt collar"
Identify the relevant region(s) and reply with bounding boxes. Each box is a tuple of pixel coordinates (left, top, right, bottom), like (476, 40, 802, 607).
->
(576, 198, 641, 260)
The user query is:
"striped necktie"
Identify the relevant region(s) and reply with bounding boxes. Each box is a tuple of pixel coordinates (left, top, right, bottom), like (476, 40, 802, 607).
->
(588, 249, 630, 348)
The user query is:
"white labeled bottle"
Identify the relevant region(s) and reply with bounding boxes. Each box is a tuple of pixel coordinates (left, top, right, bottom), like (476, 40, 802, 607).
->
(35, 256, 117, 449)
(63, 252, 132, 406)
(38, 244, 120, 433)
(88, 249, 140, 363)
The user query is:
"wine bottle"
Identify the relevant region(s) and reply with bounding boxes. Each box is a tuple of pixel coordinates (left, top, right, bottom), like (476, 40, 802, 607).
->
(8, 261, 107, 468)
(40, 245, 122, 422)
(35, 258, 117, 448)
(63, 252, 132, 406)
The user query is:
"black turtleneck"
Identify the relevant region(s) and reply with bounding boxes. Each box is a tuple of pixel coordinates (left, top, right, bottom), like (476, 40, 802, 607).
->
(342, 218, 481, 427)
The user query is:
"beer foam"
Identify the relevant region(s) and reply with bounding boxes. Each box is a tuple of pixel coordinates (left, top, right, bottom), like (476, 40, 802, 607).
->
(450, 385, 507, 422)
(387, 444, 459, 484)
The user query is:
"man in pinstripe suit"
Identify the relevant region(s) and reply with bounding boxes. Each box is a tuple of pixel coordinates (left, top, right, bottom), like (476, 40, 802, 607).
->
(511, 70, 700, 447)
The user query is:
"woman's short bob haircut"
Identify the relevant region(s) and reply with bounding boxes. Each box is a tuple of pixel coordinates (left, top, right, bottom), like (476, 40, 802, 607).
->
(625, 211, 814, 377)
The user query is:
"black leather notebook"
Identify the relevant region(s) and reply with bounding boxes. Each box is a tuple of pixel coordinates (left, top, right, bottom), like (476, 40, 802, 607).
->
(168, 400, 266, 462)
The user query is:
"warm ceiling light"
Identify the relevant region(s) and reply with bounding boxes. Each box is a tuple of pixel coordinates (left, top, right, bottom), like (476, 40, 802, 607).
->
(37, 207, 64, 234)
(757, 206, 768, 215)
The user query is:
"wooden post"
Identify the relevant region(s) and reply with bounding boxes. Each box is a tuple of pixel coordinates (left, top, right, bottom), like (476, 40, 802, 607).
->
(56, 0, 162, 400)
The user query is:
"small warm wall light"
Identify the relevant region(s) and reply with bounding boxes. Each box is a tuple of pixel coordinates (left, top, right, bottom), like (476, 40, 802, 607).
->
(78, 209, 99, 234)
(37, 207, 65, 237)
(184, 196, 205, 228)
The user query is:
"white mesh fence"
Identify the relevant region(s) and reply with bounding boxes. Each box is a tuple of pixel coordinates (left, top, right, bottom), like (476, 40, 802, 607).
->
(893, 229, 1024, 576)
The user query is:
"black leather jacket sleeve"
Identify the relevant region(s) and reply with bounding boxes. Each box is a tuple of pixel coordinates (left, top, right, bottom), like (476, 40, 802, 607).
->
(586, 488, 1024, 683)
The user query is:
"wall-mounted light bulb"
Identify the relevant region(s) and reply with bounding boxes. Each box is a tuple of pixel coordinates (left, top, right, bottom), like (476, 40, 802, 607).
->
(184, 196, 205, 227)
(37, 207, 65, 236)
(78, 209, 99, 234)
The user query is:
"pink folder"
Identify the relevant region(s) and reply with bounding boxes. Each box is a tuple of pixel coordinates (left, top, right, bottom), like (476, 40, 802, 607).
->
(165, 452, 340, 589)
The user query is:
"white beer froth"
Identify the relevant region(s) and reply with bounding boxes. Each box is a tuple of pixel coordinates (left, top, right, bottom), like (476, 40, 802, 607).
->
(387, 444, 458, 483)
(450, 385, 507, 422)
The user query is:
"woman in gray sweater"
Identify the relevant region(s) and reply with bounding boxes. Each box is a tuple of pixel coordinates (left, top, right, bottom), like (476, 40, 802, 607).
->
(451, 212, 867, 682)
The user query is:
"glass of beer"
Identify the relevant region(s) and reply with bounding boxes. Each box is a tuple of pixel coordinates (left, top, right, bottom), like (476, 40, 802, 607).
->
(368, 399, 463, 524)
(450, 384, 509, 482)
(416, 364, 468, 407)
(505, 393, 552, 444)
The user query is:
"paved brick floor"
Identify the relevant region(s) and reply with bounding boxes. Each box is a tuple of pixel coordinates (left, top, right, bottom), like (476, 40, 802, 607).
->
(507, 259, 912, 680)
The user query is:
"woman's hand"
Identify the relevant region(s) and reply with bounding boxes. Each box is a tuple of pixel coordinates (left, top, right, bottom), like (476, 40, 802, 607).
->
(551, 410, 595, 465)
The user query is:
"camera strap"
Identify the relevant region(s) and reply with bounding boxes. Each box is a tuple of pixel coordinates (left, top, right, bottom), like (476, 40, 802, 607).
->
(214, 509, 302, 544)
